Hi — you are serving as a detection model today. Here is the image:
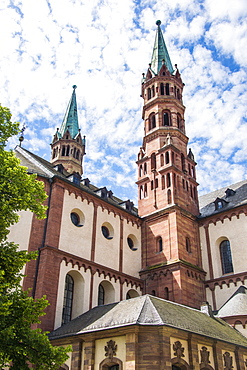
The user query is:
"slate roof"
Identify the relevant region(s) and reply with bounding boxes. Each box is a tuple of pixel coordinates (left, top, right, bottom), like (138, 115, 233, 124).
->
(14, 146, 138, 216)
(217, 286, 247, 318)
(49, 295, 247, 347)
(199, 179, 247, 218)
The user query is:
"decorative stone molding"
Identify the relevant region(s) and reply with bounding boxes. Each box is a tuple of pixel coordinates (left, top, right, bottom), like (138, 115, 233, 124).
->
(173, 340, 185, 359)
(223, 351, 233, 370)
(105, 340, 117, 360)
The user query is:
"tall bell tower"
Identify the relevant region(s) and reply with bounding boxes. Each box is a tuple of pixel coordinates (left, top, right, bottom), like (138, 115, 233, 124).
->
(138, 21, 206, 309)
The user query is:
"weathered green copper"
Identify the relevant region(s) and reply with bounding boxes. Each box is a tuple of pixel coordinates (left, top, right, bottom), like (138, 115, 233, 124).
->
(150, 20, 174, 75)
(59, 85, 79, 139)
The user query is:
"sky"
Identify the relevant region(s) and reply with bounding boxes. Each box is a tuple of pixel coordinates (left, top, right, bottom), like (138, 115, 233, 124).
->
(1, 0, 247, 206)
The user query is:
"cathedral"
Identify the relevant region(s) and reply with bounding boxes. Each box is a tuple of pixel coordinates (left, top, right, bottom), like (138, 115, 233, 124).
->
(9, 21, 247, 369)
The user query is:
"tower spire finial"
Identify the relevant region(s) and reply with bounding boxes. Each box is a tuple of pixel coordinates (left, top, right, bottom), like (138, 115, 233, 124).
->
(150, 20, 173, 75)
(59, 85, 79, 139)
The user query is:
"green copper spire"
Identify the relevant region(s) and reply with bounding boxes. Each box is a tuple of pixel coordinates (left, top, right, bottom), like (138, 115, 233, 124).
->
(150, 20, 174, 75)
(60, 85, 79, 139)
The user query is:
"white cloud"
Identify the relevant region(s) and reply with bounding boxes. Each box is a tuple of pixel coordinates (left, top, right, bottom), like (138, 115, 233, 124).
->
(1, 0, 247, 206)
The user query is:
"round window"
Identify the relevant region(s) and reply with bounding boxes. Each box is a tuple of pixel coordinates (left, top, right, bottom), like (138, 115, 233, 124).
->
(70, 210, 84, 227)
(127, 236, 137, 251)
(101, 226, 111, 239)
(71, 212, 80, 226)
(101, 222, 114, 239)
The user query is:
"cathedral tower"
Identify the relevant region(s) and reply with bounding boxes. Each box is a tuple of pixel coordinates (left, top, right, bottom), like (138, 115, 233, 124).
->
(138, 21, 206, 308)
(51, 85, 86, 175)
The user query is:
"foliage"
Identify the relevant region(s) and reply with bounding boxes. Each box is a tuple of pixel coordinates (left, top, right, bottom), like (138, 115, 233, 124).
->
(0, 105, 70, 369)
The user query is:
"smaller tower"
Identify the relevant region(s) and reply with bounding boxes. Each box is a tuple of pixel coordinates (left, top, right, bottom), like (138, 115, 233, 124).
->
(51, 85, 86, 175)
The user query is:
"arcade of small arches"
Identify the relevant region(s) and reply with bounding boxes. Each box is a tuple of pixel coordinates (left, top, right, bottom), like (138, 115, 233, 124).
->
(146, 82, 182, 101)
(52, 144, 82, 161)
(139, 173, 197, 202)
(139, 151, 196, 180)
(147, 110, 183, 131)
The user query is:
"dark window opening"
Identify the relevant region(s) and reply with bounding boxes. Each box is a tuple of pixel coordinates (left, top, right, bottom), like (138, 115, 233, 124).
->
(101, 225, 112, 239)
(163, 112, 170, 126)
(167, 173, 171, 187)
(66, 145, 70, 156)
(151, 153, 156, 170)
(160, 154, 164, 166)
(147, 88, 151, 100)
(70, 212, 82, 227)
(62, 274, 74, 325)
(127, 236, 137, 251)
(165, 151, 169, 164)
(186, 237, 191, 253)
(220, 240, 233, 274)
(157, 237, 163, 252)
(98, 284, 105, 305)
(62, 146, 66, 156)
(164, 287, 169, 300)
(165, 83, 170, 95)
(162, 175, 165, 189)
(167, 189, 172, 204)
(151, 85, 155, 97)
(160, 83, 164, 95)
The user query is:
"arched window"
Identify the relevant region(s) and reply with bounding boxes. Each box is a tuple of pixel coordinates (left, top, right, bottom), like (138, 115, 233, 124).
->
(149, 114, 156, 130)
(220, 240, 233, 274)
(139, 185, 143, 199)
(167, 189, 172, 204)
(144, 183, 148, 198)
(164, 287, 169, 300)
(167, 173, 171, 187)
(139, 165, 143, 177)
(160, 154, 164, 166)
(157, 237, 163, 252)
(173, 173, 177, 188)
(177, 113, 182, 129)
(147, 88, 151, 100)
(62, 274, 74, 325)
(165, 151, 169, 164)
(62, 146, 66, 156)
(163, 111, 170, 126)
(165, 83, 170, 95)
(160, 83, 164, 95)
(162, 175, 165, 189)
(76, 150, 80, 160)
(151, 153, 156, 170)
(186, 237, 191, 253)
(181, 153, 186, 172)
(73, 147, 76, 158)
(151, 290, 156, 296)
(98, 284, 105, 305)
(66, 145, 70, 156)
(144, 162, 147, 174)
(151, 85, 155, 97)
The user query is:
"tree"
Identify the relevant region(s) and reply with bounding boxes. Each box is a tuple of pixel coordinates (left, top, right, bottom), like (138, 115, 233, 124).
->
(0, 105, 70, 369)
